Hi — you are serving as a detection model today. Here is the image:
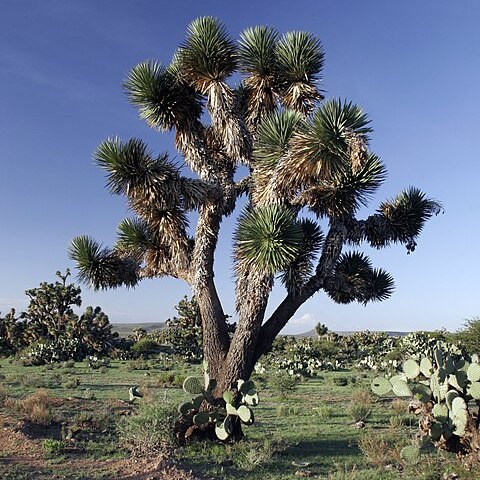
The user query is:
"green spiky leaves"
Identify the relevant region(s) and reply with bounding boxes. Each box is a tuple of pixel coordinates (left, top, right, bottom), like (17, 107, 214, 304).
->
(124, 60, 202, 131)
(325, 251, 394, 305)
(366, 187, 443, 253)
(276, 31, 324, 84)
(275, 31, 324, 113)
(234, 205, 303, 274)
(254, 109, 304, 171)
(280, 219, 324, 295)
(94, 137, 177, 197)
(179, 16, 237, 91)
(238, 26, 278, 77)
(282, 100, 372, 190)
(68, 236, 139, 290)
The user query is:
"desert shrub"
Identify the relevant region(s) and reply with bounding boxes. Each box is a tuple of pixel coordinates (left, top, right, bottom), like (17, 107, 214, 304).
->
(358, 429, 403, 467)
(235, 437, 289, 471)
(118, 399, 177, 454)
(125, 359, 151, 371)
(351, 389, 374, 406)
(270, 372, 300, 397)
(130, 338, 161, 357)
(62, 377, 80, 389)
(455, 317, 480, 355)
(348, 403, 372, 423)
(276, 404, 301, 416)
(313, 404, 334, 420)
(390, 398, 409, 415)
(7, 389, 53, 425)
(330, 375, 350, 387)
(87, 356, 110, 369)
(43, 439, 64, 457)
(389, 414, 416, 429)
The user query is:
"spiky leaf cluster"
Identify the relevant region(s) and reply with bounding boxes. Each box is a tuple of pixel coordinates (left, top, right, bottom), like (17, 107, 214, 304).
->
(234, 205, 303, 274)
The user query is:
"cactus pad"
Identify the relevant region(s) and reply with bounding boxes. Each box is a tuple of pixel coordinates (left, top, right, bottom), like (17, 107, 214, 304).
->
(434, 349, 443, 368)
(215, 416, 233, 441)
(445, 390, 459, 410)
(237, 405, 253, 424)
(432, 403, 449, 422)
(403, 359, 420, 379)
(183, 376, 203, 395)
(193, 411, 210, 426)
(243, 390, 259, 406)
(392, 379, 412, 397)
(238, 379, 255, 395)
(467, 362, 480, 382)
(412, 383, 431, 402)
(467, 381, 480, 400)
(419, 357, 433, 378)
(371, 377, 392, 396)
(429, 422, 443, 441)
(223, 390, 234, 405)
(178, 402, 194, 415)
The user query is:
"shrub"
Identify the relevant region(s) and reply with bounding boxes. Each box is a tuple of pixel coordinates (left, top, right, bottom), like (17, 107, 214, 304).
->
(358, 430, 402, 467)
(7, 389, 53, 425)
(130, 338, 161, 357)
(118, 399, 177, 454)
(455, 317, 480, 355)
(348, 403, 372, 423)
(330, 375, 350, 387)
(62, 377, 80, 389)
(389, 414, 416, 429)
(43, 439, 64, 457)
(270, 372, 300, 397)
(313, 404, 334, 420)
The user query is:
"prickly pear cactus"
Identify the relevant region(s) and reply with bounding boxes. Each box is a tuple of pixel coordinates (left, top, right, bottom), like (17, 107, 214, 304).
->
(371, 346, 480, 456)
(178, 363, 260, 442)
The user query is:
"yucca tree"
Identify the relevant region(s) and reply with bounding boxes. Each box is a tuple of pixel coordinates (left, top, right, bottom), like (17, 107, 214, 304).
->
(69, 18, 441, 392)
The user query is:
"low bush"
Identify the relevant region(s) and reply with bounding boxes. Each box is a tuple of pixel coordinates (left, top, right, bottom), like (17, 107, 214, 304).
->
(270, 372, 300, 397)
(313, 404, 334, 420)
(117, 398, 177, 454)
(43, 439, 64, 457)
(348, 403, 372, 423)
(6, 389, 53, 425)
(130, 338, 161, 357)
(358, 430, 403, 467)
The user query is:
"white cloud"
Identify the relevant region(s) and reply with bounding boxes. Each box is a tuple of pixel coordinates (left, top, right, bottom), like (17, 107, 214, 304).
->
(281, 312, 318, 335)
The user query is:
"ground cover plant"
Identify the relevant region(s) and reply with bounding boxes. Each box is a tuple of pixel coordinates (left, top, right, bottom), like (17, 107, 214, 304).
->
(1, 355, 478, 479)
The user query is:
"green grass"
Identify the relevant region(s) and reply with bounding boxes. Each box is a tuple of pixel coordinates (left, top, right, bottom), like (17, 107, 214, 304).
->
(0, 359, 475, 479)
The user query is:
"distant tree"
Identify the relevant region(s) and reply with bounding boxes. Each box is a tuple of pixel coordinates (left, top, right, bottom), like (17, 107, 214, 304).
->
(455, 317, 480, 355)
(70, 17, 441, 393)
(21, 270, 81, 344)
(0, 309, 24, 356)
(1, 270, 118, 362)
(314, 322, 328, 338)
(131, 327, 147, 342)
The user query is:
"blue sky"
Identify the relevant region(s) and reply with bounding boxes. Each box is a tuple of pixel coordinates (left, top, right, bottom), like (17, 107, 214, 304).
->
(0, 1, 479, 333)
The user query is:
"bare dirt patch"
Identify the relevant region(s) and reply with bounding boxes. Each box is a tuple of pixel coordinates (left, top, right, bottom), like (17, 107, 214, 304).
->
(0, 412, 202, 480)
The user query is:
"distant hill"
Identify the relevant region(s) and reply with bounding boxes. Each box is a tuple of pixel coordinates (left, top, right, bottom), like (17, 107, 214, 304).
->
(112, 322, 165, 338)
(295, 329, 408, 338)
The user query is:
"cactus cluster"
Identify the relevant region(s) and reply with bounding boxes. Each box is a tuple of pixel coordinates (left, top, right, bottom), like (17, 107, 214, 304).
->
(372, 346, 480, 454)
(178, 363, 259, 441)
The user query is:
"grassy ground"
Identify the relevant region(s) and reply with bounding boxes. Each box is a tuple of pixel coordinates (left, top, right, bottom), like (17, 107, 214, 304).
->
(0, 359, 477, 479)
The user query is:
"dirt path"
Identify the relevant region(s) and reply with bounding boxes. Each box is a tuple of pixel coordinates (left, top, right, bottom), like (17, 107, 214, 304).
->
(0, 413, 201, 480)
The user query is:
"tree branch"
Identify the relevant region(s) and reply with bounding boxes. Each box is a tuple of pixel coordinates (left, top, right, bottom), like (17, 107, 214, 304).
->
(255, 220, 346, 360)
